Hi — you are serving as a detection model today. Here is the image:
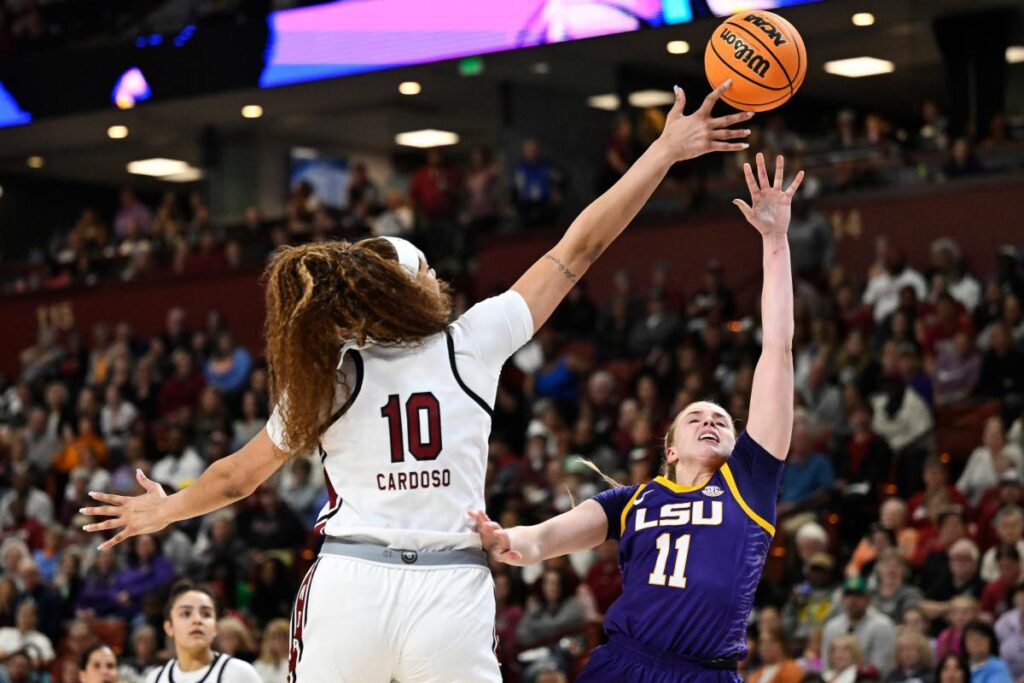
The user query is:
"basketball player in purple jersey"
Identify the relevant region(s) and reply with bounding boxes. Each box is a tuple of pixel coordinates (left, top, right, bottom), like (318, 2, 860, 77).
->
(474, 153, 802, 682)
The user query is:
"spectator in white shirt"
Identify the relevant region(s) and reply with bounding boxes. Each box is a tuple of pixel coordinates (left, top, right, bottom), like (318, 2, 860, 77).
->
(0, 600, 55, 667)
(100, 384, 139, 456)
(863, 248, 928, 323)
(957, 416, 1024, 506)
(252, 619, 290, 683)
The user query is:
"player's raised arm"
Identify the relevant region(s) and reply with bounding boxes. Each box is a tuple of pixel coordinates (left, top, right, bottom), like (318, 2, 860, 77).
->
(733, 153, 803, 459)
(81, 428, 286, 550)
(469, 502, 608, 566)
(513, 81, 752, 332)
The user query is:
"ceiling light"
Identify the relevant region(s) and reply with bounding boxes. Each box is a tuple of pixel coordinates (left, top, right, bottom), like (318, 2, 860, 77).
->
(851, 13, 875, 27)
(162, 168, 205, 183)
(531, 62, 550, 75)
(241, 105, 263, 119)
(627, 90, 676, 107)
(394, 129, 459, 148)
(587, 94, 620, 111)
(666, 40, 690, 54)
(398, 81, 421, 95)
(0, 185, 4, 199)
(824, 57, 895, 78)
(127, 158, 191, 177)
(107, 125, 129, 139)
(27, 156, 44, 169)
(1007, 46, 1024, 64)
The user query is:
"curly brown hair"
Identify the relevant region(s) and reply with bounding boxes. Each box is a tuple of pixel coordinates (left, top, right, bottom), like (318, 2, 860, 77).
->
(263, 239, 452, 456)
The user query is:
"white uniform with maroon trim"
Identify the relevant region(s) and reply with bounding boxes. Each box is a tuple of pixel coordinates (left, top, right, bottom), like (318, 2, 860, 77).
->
(267, 291, 533, 683)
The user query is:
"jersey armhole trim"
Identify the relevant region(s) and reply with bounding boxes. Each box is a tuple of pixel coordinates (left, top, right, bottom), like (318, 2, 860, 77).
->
(321, 350, 364, 430)
(445, 330, 493, 416)
(154, 660, 171, 683)
(721, 463, 776, 537)
(619, 483, 647, 539)
(214, 654, 231, 683)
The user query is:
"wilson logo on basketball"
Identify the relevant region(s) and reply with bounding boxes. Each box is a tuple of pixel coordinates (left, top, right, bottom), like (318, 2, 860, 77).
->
(719, 29, 771, 78)
(742, 14, 788, 47)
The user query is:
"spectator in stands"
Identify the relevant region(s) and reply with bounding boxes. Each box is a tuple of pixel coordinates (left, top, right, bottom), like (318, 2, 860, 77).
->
(0, 600, 54, 667)
(161, 308, 192, 355)
(870, 550, 922, 624)
(922, 529, 983, 609)
(942, 138, 983, 179)
(822, 577, 897, 676)
(20, 328, 64, 384)
(778, 411, 835, 529)
(783, 552, 839, 644)
(801, 354, 845, 439)
(917, 101, 949, 151)
(203, 333, 252, 396)
(253, 618, 289, 683)
(158, 350, 205, 421)
(936, 596, 981, 662)
(516, 566, 585, 653)
(150, 426, 204, 492)
(863, 247, 928, 324)
(627, 288, 683, 357)
(977, 472, 1024, 551)
(230, 391, 265, 451)
(0, 650, 34, 683)
(978, 322, 1024, 401)
(870, 376, 933, 496)
(928, 239, 981, 312)
(886, 629, 934, 683)
(981, 506, 1024, 583)
(409, 148, 461, 257)
(932, 331, 980, 407)
(235, 484, 304, 553)
(0, 578, 16, 628)
(213, 616, 256, 662)
(462, 145, 501, 235)
(598, 116, 636, 193)
(835, 404, 891, 543)
(995, 584, 1024, 680)
(278, 458, 317, 521)
(23, 407, 60, 472)
(99, 385, 137, 458)
(512, 139, 563, 228)
(789, 192, 833, 284)
(0, 471, 53, 528)
(824, 633, 863, 683)
(962, 619, 1012, 681)
(957, 416, 1023, 506)
(248, 557, 295, 630)
(981, 544, 1020, 617)
(110, 535, 175, 618)
(748, 626, 804, 683)
(371, 189, 414, 238)
(120, 624, 160, 681)
(114, 190, 153, 240)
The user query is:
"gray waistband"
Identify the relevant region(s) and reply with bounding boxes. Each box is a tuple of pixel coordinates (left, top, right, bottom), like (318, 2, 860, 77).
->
(319, 539, 488, 568)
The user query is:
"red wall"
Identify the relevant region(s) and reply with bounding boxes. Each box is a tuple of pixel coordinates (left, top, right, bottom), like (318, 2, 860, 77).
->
(2, 178, 1021, 381)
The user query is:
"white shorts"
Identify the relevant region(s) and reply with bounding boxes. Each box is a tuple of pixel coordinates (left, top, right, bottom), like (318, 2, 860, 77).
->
(287, 554, 500, 683)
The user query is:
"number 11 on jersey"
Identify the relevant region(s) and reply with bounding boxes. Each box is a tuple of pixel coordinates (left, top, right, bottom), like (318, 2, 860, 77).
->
(648, 533, 692, 589)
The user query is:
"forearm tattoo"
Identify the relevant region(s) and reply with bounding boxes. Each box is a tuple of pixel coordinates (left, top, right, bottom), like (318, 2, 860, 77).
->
(544, 254, 578, 282)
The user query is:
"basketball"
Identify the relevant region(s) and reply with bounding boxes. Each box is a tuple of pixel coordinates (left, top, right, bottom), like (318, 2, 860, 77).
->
(704, 10, 806, 112)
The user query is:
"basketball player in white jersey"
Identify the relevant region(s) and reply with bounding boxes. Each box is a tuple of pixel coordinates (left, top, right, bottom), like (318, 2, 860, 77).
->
(82, 80, 752, 682)
(145, 581, 262, 683)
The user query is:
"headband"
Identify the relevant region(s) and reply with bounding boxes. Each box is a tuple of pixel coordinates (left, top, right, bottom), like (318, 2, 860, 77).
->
(379, 236, 425, 279)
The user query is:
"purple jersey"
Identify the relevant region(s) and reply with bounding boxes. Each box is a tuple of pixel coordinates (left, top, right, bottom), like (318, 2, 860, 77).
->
(592, 432, 784, 660)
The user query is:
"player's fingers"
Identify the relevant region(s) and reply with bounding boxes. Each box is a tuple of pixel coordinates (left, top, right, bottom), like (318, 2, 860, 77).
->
(773, 155, 784, 189)
(698, 79, 732, 116)
(668, 85, 686, 119)
(501, 550, 524, 562)
(708, 142, 749, 153)
(785, 170, 806, 197)
(756, 152, 770, 188)
(135, 469, 161, 493)
(733, 199, 755, 222)
(712, 128, 750, 141)
(743, 162, 759, 195)
(83, 519, 126, 533)
(709, 110, 755, 129)
(98, 530, 130, 551)
(88, 492, 126, 505)
(80, 506, 122, 518)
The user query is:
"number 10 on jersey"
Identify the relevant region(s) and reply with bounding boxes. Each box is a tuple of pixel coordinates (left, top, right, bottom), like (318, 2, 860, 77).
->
(380, 393, 442, 463)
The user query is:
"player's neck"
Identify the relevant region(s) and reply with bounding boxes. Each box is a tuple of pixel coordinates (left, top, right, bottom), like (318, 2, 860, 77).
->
(672, 461, 718, 488)
(177, 647, 215, 672)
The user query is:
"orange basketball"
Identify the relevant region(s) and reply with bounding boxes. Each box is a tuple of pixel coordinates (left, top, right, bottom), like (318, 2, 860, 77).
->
(704, 10, 806, 112)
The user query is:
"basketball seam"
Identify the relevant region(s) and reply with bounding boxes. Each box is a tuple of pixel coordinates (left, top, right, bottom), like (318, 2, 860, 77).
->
(709, 41, 790, 93)
(770, 13, 805, 86)
(724, 20, 794, 96)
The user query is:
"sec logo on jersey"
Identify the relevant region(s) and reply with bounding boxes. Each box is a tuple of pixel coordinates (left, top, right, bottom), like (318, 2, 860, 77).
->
(702, 485, 724, 498)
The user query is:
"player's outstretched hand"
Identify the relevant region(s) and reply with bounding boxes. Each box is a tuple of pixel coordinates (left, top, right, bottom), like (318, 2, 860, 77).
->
(468, 509, 527, 566)
(658, 80, 754, 163)
(81, 469, 170, 550)
(733, 153, 805, 237)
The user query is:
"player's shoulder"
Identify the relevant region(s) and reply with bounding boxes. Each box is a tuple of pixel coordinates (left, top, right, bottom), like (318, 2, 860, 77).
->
(218, 655, 263, 682)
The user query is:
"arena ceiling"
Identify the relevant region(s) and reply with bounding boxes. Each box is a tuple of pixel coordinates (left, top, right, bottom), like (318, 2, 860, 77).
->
(0, 0, 1020, 188)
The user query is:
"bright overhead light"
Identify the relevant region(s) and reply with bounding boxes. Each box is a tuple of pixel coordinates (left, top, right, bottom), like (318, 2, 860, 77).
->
(824, 57, 895, 78)
(531, 62, 550, 75)
(127, 158, 191, 177)
(162, 168, 204, 183)
(241, 105, 263, 119)
(107, 125, 129, 139)
(666, 40, 690, 54)
(587, 94, 620, 111)
(1007, 46, 1024, 64)
(628, 90, 676, 107)
(394, 129, 460, 148)
(851, 13, 875, 27)
(27, 156, 44, 169)
(398, 81, 421, 95)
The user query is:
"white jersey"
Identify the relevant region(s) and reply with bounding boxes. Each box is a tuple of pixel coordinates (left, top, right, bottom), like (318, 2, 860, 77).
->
(145, 653, 262, 683)
(267, 291, 533, 550)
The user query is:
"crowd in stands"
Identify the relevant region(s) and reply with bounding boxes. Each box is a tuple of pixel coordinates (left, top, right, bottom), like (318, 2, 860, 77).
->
(0, 197, 1023, 681)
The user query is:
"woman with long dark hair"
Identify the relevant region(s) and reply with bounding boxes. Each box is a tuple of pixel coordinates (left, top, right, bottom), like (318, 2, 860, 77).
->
(83, 81, 751, 682)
